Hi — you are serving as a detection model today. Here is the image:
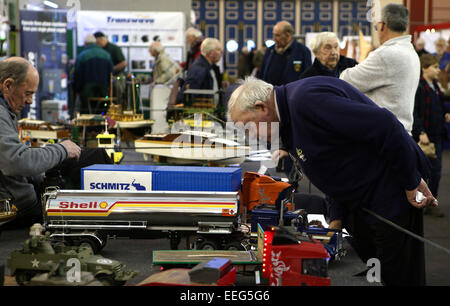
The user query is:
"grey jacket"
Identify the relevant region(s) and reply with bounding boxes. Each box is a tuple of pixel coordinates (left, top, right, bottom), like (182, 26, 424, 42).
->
(0, 101, 68, 213)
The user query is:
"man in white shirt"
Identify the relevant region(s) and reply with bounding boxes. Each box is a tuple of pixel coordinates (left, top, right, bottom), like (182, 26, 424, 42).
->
(340, 3, 420, 135)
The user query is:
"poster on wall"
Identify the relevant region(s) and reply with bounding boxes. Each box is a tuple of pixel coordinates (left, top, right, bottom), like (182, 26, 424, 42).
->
(76, 11, 185, 47)
(20, 10, 68, 120)
(76, 11, 185, 72)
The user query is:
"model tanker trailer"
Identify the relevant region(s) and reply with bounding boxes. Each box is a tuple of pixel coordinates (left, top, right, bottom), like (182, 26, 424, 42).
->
(41, 167, 306, 254)
(42, 187, 241, 253)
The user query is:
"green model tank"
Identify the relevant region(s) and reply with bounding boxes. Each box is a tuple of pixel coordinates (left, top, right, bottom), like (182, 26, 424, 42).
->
(28, 261, 103, 286)
(7, 224, 137, 286)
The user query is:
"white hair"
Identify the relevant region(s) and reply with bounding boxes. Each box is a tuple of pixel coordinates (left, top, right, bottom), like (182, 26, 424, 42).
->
(84, 34, 96, 45)
(201, 38, 221, 56)
(435, 37, 447, 47)
(309, 32, 339, 54)
(228, 76, 273, 114)
(186, 27, 203, 38)
(150, 41, 164, 54)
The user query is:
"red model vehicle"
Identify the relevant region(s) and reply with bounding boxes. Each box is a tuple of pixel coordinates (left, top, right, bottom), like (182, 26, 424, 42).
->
(262, 226, 330, 286)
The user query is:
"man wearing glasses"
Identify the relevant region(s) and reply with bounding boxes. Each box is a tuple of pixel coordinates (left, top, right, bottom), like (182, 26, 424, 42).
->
(340, 3, 419, 136)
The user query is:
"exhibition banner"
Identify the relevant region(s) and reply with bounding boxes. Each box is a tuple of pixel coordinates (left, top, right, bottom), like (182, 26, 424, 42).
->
(76, 11, 185, 47)
(76, 11, 185, 72)
(20, 10, 69, 120)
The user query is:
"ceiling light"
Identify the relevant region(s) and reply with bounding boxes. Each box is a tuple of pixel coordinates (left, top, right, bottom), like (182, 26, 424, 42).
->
(43, 1, 59, 9)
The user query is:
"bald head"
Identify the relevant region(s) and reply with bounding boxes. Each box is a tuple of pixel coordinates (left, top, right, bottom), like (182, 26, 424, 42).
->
(0, 57, 36, 85)
(0, 57, 39, 113)
(149, 41, 164, 57)
(274, 21, 294, 35)
(273, 21, 294, 50)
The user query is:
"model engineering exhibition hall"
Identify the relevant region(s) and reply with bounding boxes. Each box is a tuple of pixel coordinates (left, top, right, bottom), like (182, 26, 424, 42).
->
(0, 0, 449, 292)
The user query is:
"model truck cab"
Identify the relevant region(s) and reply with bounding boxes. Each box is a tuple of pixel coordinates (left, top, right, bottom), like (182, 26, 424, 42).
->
(262, 226, 330, 286)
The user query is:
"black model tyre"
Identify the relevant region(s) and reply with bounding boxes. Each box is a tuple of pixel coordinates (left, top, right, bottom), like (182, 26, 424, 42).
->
(15, 269, 37, 286)
(95, 232, 108, 251)
(197, 239, 218, 250)
(78, 237, 102, 254)
(95, 273, 116, 286)
(224, 241, 245, 250)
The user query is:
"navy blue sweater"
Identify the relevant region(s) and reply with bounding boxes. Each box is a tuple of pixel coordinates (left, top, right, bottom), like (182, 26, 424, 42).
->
(300, 56, 358, 79)
(176, 55, 220, 104)
(257, 40, 312, 85)
(275, 76, 430, 223)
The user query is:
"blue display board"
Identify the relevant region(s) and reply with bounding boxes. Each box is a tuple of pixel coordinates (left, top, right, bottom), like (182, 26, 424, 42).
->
(19, 10, 68, 119)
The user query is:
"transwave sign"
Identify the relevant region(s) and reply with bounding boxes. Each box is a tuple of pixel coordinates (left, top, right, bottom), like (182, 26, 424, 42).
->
(76, 10, 185, 47)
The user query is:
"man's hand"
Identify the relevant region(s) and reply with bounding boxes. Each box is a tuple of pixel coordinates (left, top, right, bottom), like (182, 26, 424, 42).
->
(60, 140, 81, 160)
(329, 219, 342, 230)
(419, 132, 430, 144)
(271, 149, 289, 162)
(405, 178, 438, 209)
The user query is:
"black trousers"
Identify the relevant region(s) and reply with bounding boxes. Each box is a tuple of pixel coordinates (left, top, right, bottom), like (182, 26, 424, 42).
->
(347, 206, 426, 286)
(6, 148, 113, 228)
(57, 148, 113, 189)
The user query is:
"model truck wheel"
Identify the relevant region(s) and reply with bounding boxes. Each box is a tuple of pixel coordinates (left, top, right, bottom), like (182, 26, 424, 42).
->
(78, 237, 103, 254)
(95, 273, 116, 286)
(224, 241, 245, 250)
(197, 239, 219, 250)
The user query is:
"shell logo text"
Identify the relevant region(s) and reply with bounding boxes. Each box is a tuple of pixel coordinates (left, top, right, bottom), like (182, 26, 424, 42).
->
(58, 201, 108, 209)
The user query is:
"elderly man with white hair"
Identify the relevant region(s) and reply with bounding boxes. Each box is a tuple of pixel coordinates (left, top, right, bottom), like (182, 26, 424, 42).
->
(149, 41, 181, 85)
(300, 32, 357, 79)
(176, 37, 223, 105)
(433, 37, 447, 62)
(228, 75, 436, 285)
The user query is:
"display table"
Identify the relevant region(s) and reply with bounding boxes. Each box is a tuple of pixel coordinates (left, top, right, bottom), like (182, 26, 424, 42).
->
(0, 226, 379, 286)
(73, 114, 106, 146)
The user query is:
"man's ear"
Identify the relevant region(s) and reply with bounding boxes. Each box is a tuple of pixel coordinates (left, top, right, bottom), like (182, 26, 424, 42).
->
(2, 78, 15, 93)
(254, 100, 267, 112)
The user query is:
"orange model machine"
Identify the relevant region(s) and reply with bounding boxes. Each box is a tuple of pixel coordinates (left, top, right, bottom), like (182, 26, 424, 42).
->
(240, 172, 293, 215)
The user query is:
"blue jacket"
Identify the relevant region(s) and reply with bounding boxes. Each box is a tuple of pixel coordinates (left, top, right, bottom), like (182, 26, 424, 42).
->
(176, 55, 220, 104)
(257, 40, 312, 85)
(300, 55, 358, 79)
(275, 76, 430, 224)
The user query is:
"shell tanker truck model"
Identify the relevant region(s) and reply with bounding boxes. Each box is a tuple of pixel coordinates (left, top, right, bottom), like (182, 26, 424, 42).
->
(42, 172, 293, 253)
(42, 188, 241, 253)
